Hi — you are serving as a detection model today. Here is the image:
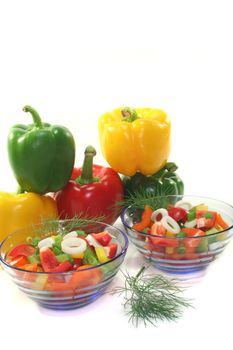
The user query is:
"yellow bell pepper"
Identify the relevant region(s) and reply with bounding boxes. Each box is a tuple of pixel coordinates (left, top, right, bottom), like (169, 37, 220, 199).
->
(98, 107, 171, 176)
(0, 192, 58, 242)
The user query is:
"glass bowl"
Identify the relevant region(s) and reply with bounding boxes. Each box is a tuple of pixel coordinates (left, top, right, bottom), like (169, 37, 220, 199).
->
(0, 220, 128, 310)
(121, 195, 233, 274)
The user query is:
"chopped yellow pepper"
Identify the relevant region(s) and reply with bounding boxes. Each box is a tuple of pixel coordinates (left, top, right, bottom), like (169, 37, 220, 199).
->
(98, 107, 171, 176)
(0, 192, 58, 242)
(95, 246, 109, 263)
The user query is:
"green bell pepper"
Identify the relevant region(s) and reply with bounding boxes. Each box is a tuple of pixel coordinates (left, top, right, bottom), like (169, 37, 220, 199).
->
(123, 162, 184, 198)
(8, 105, 75, 194)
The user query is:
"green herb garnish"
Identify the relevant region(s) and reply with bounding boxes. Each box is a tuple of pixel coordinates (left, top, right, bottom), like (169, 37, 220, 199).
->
(120, 189, 171, 210)
(110, 266, 193, 327)
(31, 214, 105, 237)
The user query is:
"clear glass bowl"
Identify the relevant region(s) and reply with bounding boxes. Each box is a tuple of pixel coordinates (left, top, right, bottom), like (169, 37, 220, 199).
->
(121, 195, 233, 274)
(0, 220, 128, 310)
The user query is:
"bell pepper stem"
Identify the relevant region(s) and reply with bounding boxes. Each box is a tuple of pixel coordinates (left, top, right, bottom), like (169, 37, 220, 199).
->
(75, 146, 99, 185)
(159, 162, 178, 180)
(23, 105, 43, 128)
(164, 162, 178, 173)
(121, 107, 139, 122)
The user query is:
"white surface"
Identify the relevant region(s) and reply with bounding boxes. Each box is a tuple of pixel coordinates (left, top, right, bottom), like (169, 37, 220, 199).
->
(0, 0, 233, 349)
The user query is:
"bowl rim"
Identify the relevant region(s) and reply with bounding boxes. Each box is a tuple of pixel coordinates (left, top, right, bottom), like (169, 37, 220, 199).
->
(121, 194, 233, 239)
(0, 220, 129, 275)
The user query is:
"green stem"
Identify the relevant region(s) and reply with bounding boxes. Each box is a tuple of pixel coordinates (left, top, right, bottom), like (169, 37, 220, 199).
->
(158, 163, 178, 180)
(121, 107, 139, 122)
(75, 146, 99, 185)
(23, 105, 43, 128)
(164, 162, 178, 173)
(136, 266, 146, 279)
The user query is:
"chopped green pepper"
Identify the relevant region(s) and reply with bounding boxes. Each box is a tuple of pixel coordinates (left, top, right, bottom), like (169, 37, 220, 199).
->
(206, 227, 218, 244)
(83, 246, 99, 266)
(196, 238, 208, 253)
(54, 235, 62, 247)
(177, 245, 186, 254)
(177, 232, 186, 239)
(52, 246, 62, 255)
(76, 230, 87, 237)
(204, 212, 213, 219)
(187, 209, 196, 222)
(28, 254, 40, 264)
(56, 253, 74, 264)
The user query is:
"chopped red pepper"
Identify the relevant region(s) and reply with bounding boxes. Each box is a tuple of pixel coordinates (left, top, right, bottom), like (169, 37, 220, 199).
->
(9, 256, 28, 268)
(8, 244, 36, 258)
(133, 205, 153, 231)
(91, 231, 112, 246)
(39, 247, 59, 272)
(104, 243, 118, 258)
(48, 260, 73, 273)
(168, 207, 187, 222)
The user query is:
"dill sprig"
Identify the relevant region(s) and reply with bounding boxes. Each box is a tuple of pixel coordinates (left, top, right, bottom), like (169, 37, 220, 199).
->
(110, 266, 193, 327)
(31, 214, 105, 236)
(119, 189, 172, 210)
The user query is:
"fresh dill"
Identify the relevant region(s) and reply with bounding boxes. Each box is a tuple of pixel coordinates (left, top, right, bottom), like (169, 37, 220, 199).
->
(31, 214, 105, 237)
(110, 266, 193, 327)
(119, 189, 173, 210)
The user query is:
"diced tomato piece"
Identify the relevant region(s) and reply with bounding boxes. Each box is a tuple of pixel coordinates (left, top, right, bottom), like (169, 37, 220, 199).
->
(8, 244, 36, 258)
(21, 263, 38, 282)
(103, 243, 118, 258)
(148, 223, 179, 248)
(73, 258, 83, 269)
(196, 211, 217, 229)
(48, 260, 73, 273)
(9, 256, 28, 268)
(69, 265, 102, 290)
(196, 210, 206, 219)
(150, 222, 166, 235)
(181, 228, 205, 248)
(91, 231, 112, 246)
(168, 207, 187, 222)
(39, 247, 59, 272)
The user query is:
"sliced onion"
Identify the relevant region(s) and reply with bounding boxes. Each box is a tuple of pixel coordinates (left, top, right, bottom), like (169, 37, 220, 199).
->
(184, 219, 197, 228)
(38, 237, 54, 249)
(61, 237, 87, 255)
(63, 231, 78, 240)
(161, 216, 180, 234)
(86, 234, 102, 248)
(175, 200, 192, 210)
(151, 208, 168, 222)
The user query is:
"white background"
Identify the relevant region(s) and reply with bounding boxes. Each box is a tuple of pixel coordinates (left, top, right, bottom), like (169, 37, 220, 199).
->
(0, 0, 233, 349)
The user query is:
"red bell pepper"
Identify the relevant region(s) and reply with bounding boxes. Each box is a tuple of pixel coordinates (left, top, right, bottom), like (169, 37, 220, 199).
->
(53, 146, 124, 225)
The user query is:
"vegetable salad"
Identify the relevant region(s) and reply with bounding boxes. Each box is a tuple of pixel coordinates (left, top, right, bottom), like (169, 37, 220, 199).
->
(6, 229, 120, 292)
(131, 200, 230, 260)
